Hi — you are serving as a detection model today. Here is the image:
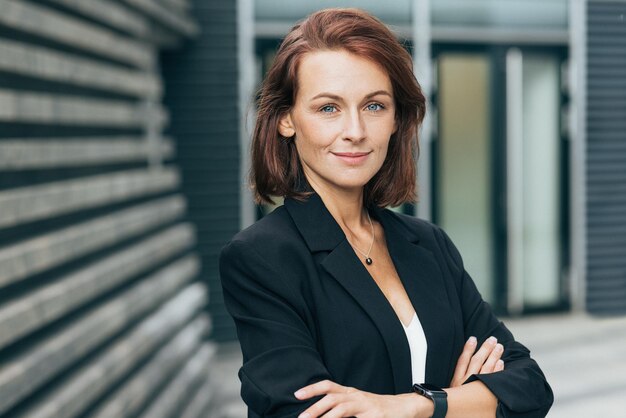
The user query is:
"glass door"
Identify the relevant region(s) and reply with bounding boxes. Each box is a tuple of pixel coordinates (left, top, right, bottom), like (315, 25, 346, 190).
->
(506, 49, 564, 313)
(434, 52, 495, 304)
(432, 46, 569, 314)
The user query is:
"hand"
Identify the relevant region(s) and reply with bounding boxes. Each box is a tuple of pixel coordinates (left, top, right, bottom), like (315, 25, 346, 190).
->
(450, 336, 505, 387)
(294, 379, 431, 418)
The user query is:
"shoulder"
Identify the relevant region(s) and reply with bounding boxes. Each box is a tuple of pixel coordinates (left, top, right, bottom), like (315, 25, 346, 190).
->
(382, 209, 464, 273)
(381, 208, 444, 247)
(219, 205, 305, 263)
(226, 205, 300, 244)
(383, 209, 439, 238)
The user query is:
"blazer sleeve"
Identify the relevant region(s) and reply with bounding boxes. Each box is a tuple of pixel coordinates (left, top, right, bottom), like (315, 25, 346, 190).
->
(435, 226, 554, 418)
(219, 238, 333, 418)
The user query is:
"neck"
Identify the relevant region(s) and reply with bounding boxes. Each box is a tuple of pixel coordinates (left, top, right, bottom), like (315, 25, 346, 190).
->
(306, 178, 368, 234)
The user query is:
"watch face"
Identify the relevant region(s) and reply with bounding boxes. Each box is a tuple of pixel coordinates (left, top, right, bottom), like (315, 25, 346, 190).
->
(414, 383, 446, 397)
(419, 383, 444, 392)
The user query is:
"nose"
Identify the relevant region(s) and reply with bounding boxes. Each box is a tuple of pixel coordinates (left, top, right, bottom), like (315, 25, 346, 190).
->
(342, 110, 366, 142)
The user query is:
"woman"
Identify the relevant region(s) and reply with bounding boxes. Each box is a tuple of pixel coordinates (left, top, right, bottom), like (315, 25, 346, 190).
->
(219, 8, 553, 418)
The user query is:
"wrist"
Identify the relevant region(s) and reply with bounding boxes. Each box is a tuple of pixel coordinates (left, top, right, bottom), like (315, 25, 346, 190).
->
(412, 383, 448, 418)
(400, 392, 434, 418)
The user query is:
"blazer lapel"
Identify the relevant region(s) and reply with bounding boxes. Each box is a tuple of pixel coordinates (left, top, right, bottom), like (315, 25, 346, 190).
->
(285, 193, 457, 392)
(370, 206, 459, 388)
(320, 239, 413, 393)
(286, 193, 412, 393)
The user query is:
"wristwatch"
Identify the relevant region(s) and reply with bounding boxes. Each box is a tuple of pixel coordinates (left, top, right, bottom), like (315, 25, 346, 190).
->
(412, 383, 448, 418)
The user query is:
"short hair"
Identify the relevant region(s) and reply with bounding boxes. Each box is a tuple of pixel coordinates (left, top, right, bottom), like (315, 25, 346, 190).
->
(250, 7, 426, 207)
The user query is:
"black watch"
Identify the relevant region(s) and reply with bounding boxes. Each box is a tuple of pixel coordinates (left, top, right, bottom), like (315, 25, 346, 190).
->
(412, 383, 448, 418)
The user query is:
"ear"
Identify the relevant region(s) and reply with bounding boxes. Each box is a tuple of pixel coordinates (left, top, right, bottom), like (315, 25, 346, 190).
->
(392, 117, 399, 135)
(278, 112, 296, 138)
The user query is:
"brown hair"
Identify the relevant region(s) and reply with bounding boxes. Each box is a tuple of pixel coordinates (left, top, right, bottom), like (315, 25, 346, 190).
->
(250, 7, 426, 207)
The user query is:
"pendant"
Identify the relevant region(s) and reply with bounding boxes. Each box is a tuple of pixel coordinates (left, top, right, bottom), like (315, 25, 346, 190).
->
(365, 257, 373, 265)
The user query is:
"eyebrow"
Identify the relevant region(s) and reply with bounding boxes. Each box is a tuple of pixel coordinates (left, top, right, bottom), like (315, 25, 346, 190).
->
(310, 90, 393, 101)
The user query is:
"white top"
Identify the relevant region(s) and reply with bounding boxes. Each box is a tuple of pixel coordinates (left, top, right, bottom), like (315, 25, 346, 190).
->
(401, 311, 428, 385)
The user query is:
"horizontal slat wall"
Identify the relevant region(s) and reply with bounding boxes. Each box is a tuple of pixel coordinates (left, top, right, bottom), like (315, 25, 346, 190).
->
(0, 89, 168, 126)
(161, 0, 240, 342)
(0, 137, 174, 169)
(0, 0, 217, 417)
(0, 39, 162, 97)
(586, 0, 626, 314)
(0, 0, 155, 68)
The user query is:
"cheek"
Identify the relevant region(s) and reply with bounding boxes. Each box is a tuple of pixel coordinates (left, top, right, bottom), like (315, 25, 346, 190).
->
(368, 114, 395, 137)
(373, 127, 393, 152)
(293, 135, 330, 167)
(295, 122, 335, 153)
(376, 143, 390, 166)
(371, 134, 393, 168)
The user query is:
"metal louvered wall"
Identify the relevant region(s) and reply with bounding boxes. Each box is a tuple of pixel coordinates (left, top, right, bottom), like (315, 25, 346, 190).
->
(586, 0, 626, 314)
(161, 0, 240, 342)
(0, 0, 218, 417)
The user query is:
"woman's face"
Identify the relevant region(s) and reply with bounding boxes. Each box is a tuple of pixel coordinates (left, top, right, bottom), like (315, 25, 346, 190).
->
(278, 49, 397, 196)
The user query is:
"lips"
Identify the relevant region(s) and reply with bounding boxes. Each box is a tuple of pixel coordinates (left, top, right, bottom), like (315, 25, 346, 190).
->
(332, 151, 371, 164)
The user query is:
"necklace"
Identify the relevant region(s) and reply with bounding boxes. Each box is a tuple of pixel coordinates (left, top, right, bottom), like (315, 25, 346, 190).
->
(347, 210, 375, 265)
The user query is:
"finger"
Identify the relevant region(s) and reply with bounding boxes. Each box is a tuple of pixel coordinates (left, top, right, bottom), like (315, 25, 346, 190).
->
(314, 401, 354, 418)
(451, 336, 477, 384)
(495, 359, 505, 372)
(480, 343, 504, 374)
(294, 379, 340, 400)
(297, 393, 342, 418)
(466, 336, 498, 376)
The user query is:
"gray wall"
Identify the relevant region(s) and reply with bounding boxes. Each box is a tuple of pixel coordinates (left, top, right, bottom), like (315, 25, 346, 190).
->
(161, 0, 241, 342)
(0, 0, 217, 416)
(586, 0, 626, 314)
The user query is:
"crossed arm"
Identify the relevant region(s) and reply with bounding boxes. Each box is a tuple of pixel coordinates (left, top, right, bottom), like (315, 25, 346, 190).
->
(293, 335, 505, 418)
(220, 237, 553, 418)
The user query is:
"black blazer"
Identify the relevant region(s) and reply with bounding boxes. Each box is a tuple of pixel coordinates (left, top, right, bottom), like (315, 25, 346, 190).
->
(219, 192, 553, 418)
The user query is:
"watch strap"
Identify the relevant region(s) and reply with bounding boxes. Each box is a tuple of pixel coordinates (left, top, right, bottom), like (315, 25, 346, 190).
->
(412, 383, 448, 418)
(430, 392, 448, 418)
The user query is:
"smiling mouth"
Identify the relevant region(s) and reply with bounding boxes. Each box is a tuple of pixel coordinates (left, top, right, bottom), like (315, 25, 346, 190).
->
(331, 151, 371, 164)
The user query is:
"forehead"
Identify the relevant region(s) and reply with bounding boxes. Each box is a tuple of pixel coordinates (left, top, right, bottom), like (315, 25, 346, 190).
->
(295, 49, 392, 99)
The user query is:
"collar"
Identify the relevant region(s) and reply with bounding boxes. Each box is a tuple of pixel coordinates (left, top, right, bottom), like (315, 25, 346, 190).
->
(284, 191, 420, 253)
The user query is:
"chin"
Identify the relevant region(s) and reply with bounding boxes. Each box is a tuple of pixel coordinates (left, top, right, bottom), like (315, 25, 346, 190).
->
(331, 178, 373, 192)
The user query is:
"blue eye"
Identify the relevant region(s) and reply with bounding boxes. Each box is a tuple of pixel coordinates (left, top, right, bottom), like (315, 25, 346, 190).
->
(320, 105, 337, 113)
(366, 103, 384, 112)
